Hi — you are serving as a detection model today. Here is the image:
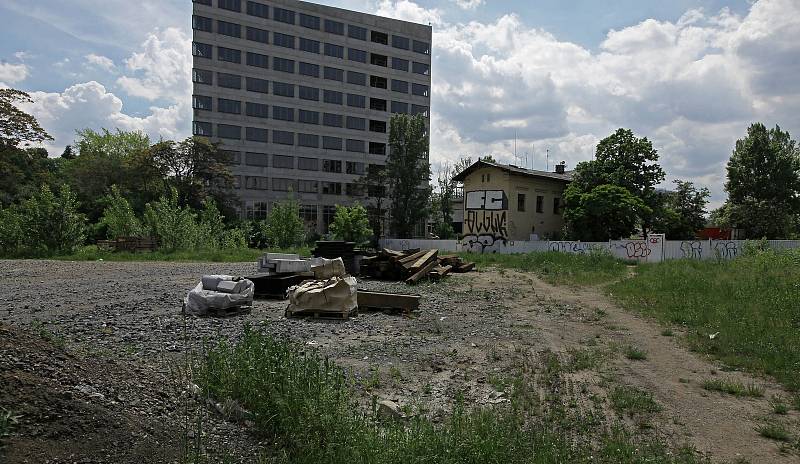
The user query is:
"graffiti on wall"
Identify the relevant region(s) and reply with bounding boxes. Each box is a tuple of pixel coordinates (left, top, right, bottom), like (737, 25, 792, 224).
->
(549, 241, 604, 254)
(712, 241, 739, 259)
(613, 235, 664, 262)
(680, 241, 704, 259)
(462, 190, 510, 253)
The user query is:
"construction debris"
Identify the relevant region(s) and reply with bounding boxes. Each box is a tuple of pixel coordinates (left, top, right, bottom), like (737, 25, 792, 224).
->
(184, 275, 254, 317)
(357, 290, 420, 313)
(360, 248, 475, 283)
(285, 275, 358, 320)
(313, 241, 357, 274)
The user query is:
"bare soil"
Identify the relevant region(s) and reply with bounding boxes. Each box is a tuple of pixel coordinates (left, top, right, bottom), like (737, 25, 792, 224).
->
(0, 260, 797, 463)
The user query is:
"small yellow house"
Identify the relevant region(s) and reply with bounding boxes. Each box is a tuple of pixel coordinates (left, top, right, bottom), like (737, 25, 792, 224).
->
(452, 160, 572, 243)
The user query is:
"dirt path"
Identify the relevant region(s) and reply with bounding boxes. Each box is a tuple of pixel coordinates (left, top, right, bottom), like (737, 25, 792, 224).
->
(481, 270, 798, 464)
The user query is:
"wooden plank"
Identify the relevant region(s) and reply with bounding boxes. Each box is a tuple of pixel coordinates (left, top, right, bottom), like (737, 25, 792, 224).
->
(408, 249, 438, 270)
(405, 259, 439, 284)
(454, 262, 476, 273)
(357, 290, 420, 312)
(396, 250, 428, 264)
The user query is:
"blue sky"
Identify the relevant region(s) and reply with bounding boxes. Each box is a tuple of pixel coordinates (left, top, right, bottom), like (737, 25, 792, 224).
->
(2, 0, 798, 206)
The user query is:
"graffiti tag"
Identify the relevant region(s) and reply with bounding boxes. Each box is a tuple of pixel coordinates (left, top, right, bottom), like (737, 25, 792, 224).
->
(680, 241, 703, 259)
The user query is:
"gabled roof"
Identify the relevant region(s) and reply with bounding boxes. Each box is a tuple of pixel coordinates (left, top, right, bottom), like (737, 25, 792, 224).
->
(452, 160, 573, 183)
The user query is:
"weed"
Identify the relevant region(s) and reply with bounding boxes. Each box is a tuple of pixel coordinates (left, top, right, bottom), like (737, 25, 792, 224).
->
(793, 394, 800, 411)
(702, 379, 764, 398)
(624, 345, 648, 361)
(1, 408, 19, 444)
(756, 423, 791, 442)
(609, 385, 663, 416)
(661, 328, 674, 337)
(769, 396, 789, 415)
(566, 348, 601, 372)
(422, 384, 432, 395)
(388, 366, 403, 382)
(30, 320, 66, 349)
(365, 368, 382, 390)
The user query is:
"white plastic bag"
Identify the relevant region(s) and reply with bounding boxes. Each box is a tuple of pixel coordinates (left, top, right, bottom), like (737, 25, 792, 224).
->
(184, 276, 254, 316)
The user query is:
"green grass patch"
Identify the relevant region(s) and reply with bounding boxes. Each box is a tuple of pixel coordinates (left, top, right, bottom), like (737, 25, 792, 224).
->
(701, 379, 764, 398)
(1, 408, 17, 445)
(660, 328, 674, 337)
(460, 251, 630, 286)
(609, 385, 662, 416)
(756, 423, 792, 442)
(624, 345, 648, 361)
(193, 327, 707, 463)
(47, 245, 311, 263)
(769, 396, 789, 415)
(609, 249, 800, 391)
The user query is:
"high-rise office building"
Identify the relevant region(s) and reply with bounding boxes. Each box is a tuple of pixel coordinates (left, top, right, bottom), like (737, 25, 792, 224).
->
(192, 0, 432, 233)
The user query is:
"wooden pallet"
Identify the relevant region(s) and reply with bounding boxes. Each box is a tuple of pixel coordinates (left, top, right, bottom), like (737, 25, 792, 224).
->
(285, 306, 358, 320)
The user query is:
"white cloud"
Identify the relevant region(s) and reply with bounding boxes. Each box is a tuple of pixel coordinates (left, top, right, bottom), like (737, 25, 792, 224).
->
(116, 27, 191, 102)
(451, 0, 483, 10)
(84, 53, 115, 72)
(374, 0, 442, 26)
(0, 61, 30, 84)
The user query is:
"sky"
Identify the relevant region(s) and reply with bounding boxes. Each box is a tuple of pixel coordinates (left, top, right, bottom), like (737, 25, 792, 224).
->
(2, 0, 799, 207)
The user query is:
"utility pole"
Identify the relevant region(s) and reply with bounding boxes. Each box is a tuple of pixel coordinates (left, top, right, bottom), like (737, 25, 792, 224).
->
(546, 148, 550, 171)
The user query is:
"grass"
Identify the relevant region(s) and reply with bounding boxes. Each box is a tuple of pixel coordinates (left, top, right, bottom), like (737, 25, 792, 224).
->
(1, 408, 17, 445)
(755, 423, 791, 442)
(192, 326, 708, 464)
(769, 396, 789, 415)
(624, 345, 648, 361)
(47, 245, 311, 262)
(661, 328, 674, 337)
(701, 379, 764, 398)
(609, 386, 663, 416)
(609, 249, 800, 391)
(460, 250, 630, 286)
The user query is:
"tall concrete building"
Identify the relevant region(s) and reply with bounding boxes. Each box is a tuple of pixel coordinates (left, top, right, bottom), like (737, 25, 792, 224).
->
(191, 0, 432, 233)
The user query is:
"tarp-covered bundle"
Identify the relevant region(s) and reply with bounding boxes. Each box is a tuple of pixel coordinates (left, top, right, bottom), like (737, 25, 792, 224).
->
(184, 275, 254, 316)
(285, 276, 358, 318)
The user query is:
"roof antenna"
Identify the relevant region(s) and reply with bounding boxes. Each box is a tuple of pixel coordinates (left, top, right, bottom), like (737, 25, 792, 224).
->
(546, 148, 550, 172)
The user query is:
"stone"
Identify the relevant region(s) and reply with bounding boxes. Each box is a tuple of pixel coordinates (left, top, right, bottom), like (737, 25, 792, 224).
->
(377, 399, 402, 420)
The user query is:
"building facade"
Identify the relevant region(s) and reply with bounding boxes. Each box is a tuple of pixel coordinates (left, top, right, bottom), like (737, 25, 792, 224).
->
(452, 160, 572, 244)
(191, 0, 432, 233)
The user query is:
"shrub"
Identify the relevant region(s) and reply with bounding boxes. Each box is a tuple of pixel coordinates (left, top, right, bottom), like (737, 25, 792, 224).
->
(329, 204, 372, 245)
(100, 185, 142, 238)
(143, 188, 198, 251)
(265, 198, 305, 248)
(18, 185, 86, 255)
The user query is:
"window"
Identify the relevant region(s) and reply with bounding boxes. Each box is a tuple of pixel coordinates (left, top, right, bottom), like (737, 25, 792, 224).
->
(273, 155, 294, 169)
(371, 31, 388, 45)
(536, 195, 544, 213)
(245, 178, 269, 191)
(273, 7, 295, 24)
(324, 19, 344, 35)
(218, 98, 241, 114)
(369, 142, 386, 156)
(391, 79, 409, 93)
(273, 178, 296, 192)
(347, 71, 366, 86)
(246, 77, 268, 93)
(274, 32, 295, 49)
(245, 127, 268, 142)
(272, 105, 294, 121)
(369, 120, 387, 133)
(323, 113, 343, 127)
(218, 0, 241, 12)
(322, 136, 342, 150)
(233, 175, 242, 188)
(517, 194, 526, 212)
(348, 25, 367, 40)
(300, 204, 318, 225)
(299, 13, 320, 30)
(193, 95, 212, 110)
(298, 62, 319, 78)
(298, 133, 319, 147)
(346, 139, 365, 153)
(412, 83, 429, 97)
(323, 90, 343, 104)
(245, 152, 269, 166)
(246, 26, 269, 44)
(273, 57, 295, 73)
(348, 48, 367, 63)
(246, 52, 269, 68)
(370, 53, 388, 67)
(247, 1, 268, 19)
(192, 16, 212, 32)
(322, 182, 342, 195)
(246, 201, 268, 220)
(299, 85, 319, 101)
(347, 94, 365, 108)
(391, 57, 408, 71)
(346, 116, 365, 131)
(193, 68, 213, 85)
(192, 42, 213, 59)
(390, 101, 408, 114)
(324, 43, 344, 58)
(323, 159, 342, 173)
(273, 130, 294, 145)
(217, 20, 241, 38)
(218, 47, 241, 63)
(273, 81, 294, 97)
(412, 62, 430, 75)
(245, 102, 269, 118)
(553, 198, 561, 215)
(193, 121, 212, 136)
(299, 38, 320, 54)
(298, 157, 318, 170)
(322, 205, 336, 229)
(346, 161, 365, 175)
(392, 35, 410, 50)
(370, 98, 387, 111)
(298, 110, 319, 125)
(298, 181, 318, 193)
(411, 104, 429, 117)
(217, 124, 241, 140)
(370, 76, 387, 89)
(217, 73, 242, 89)
(413, 40, 431, 55)
(324, 66, 343, 81)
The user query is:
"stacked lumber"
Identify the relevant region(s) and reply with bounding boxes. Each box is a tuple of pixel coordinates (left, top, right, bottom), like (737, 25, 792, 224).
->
(360, 248, 475, 283)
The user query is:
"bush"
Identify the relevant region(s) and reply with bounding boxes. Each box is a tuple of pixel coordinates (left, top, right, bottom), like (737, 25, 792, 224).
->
(100, 185, 142, 238)
(265, 198, 305, 249)
(143, 188, 198, 251)
(329, 204, 372, 245)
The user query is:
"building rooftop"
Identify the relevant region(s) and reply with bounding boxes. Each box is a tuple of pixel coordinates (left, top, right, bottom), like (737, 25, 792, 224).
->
(452, 159, 573, 183)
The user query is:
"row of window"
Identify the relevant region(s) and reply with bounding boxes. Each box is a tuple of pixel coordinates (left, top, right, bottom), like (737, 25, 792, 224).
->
(193, 0, 431, 55)
(192, 41, 431, 76)
(516, 193, 562, 215)
(236, 176, 366, 197)
(246, 202, 337, 223)
(194, 122, 388, 154)
(222, 151, 372, 173)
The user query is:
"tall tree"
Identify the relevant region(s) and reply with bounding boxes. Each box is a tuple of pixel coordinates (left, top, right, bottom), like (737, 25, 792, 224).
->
(725, 123, 800, 238)
(357, 164, 390, 240)
(563, 184, 650, 241)
(387, 114, 431, 238)
(0, 88, 53, 148)
(651, 180, 710, 239)
(431, 163, 456, 239)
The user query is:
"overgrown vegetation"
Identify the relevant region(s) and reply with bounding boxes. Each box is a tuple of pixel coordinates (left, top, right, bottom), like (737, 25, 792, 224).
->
(329, 204, 372, 245)
(192, 327, 707, 463)
(609, 386, 662, 416)
(701, 379, 764, 398)
(0, 407, 18, 445)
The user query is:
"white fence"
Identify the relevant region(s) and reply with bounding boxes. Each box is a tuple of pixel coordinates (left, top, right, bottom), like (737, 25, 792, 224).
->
(379, 237, 800, 263)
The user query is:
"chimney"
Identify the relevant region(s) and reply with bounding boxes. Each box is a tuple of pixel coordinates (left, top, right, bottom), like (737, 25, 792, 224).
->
(555, 162, 566, 174)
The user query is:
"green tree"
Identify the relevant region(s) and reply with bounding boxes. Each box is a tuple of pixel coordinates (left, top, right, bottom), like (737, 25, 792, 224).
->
(725, 123, 800, 238)
(0, 88, 53, 148)
(708, 202, 733, 228)
(387, 114, 431, 238)
(480, 155, 496, 163)
(563, 184, 650, 241)
(651, 180, 710, 239)
(16, 185, 86, 254)
(357, 164, 389, 240)
(265, 198, 305, 248)
(329, 204, 372, 245)
(100, 185, 143, 238)
(143, 188, 198, 251)
(0, 146, 62, 207)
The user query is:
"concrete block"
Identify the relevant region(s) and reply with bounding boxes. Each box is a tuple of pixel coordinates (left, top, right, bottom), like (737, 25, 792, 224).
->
(274, 259, 312, 273)
(265, 253, 300, 262)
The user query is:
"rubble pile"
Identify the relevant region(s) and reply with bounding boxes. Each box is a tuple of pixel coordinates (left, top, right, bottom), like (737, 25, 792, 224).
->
(360, 248, 475, 283)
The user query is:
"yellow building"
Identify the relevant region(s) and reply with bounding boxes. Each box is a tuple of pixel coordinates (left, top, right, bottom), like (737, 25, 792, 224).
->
(452, 160, 572, 244)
